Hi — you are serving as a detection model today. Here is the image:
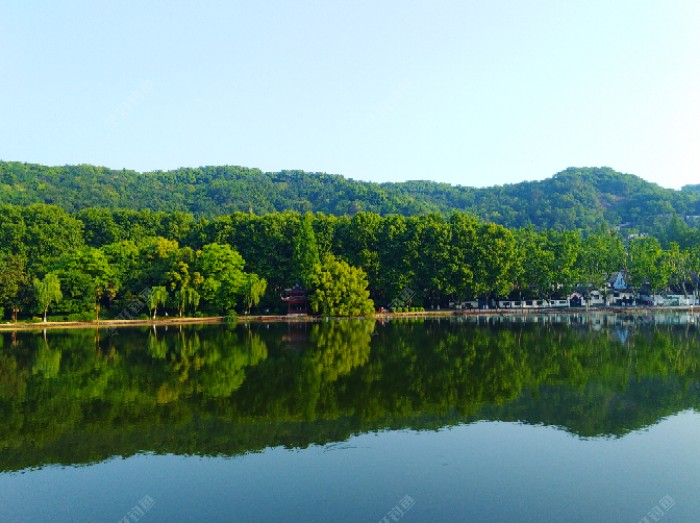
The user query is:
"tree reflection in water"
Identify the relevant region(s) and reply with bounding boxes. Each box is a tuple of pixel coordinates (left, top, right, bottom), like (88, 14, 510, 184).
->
(0, 317, 699, 471)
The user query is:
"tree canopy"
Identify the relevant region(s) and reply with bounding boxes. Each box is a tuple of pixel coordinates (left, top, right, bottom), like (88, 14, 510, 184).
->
(1, 203, 699, 321)
(2, 162, 700, 236)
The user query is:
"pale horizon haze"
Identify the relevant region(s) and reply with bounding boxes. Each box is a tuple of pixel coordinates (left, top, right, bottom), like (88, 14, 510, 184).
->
(1, 1, 699, 189)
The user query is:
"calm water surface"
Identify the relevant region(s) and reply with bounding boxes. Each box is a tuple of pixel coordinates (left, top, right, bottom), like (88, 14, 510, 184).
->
(1, 315, 699, 522)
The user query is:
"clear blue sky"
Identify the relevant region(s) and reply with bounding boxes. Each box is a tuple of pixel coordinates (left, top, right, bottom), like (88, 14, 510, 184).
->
(2, 1, 699, 189)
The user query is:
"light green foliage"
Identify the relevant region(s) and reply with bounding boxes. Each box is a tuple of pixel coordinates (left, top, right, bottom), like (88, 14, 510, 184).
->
(174, 287, 201, 317)
(308, 255, 374, 316)
(627, 237, 665, 292)
(514, 227, 554, 298)
(471, 222, 519, 298)
(550, 230, 582, 295)
(576, 229, 625, 297)
(33, 273, 62, 322)
(242, 274, 267, 314)
(102, 240, 141, 290)
(147, 286, 168, 319)
(662, 243, 686, 296)
(166, 246, 203, 316)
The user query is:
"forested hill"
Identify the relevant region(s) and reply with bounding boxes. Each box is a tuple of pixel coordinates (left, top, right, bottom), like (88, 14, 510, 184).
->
(1, 161, 699, 232)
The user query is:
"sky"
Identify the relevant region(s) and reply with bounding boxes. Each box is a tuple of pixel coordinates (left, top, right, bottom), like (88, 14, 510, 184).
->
(1, 0, 699, 189)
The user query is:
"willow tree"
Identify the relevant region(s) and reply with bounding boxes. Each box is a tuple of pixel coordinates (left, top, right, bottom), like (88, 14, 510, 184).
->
(33, 273, 63, 322)
(307, 255, 374, 316)
(242, 273, 267, 314)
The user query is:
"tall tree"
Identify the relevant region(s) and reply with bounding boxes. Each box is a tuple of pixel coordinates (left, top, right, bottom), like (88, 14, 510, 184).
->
(147, 286, 168, 319)
(404, 214, 453, 305)
(0, 254, 28, 320)
(471, 223, 519, 299)
(446, 213, 479, 301)
(292, 213, 320, 287)
(33, 273, 62, 322)
(54, 247, 118, 320)
(166, 246, 203, 316)
(198, 243, 248, 313)
(514, 227, 554, 299)
(577, 229, 625, 302)
(242, 274, 268, 314)
(627, 237, 666, 294)
(307, 255, 374, 316)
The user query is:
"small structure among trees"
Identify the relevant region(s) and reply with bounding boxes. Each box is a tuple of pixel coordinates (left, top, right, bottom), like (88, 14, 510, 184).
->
(281, 284, 309, 315)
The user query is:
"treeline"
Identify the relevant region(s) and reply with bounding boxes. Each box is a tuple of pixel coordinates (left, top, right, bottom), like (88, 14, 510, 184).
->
(2, 162, 700, 234)
(2, 204, 700, 320)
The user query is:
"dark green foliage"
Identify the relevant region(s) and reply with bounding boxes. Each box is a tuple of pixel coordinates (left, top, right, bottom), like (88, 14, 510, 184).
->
(1, 204, 700, 320)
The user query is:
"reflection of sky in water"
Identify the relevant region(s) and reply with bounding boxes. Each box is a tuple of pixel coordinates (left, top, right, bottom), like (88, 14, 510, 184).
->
(2, 412, 699, 523)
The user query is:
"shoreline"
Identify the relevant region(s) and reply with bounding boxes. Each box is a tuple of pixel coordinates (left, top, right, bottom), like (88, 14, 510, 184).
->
(0, 305, 697, 331)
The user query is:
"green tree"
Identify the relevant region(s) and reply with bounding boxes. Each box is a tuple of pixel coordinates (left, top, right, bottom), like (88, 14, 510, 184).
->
(33, 273, 63, 322)
(54, 247, 118, 320)
(22, 204, 85, 274)
(307, 255, 374, 316)
(174, 287, 200, 317)
(471, 222, 519, 299)
(577, 229, 625, 303)
(166, 247, 203, 316)
(663, 243, 686, 297)
(292, 213, 320, 287)
(514, 227, 554, 299)
(147, 286, 168, 319)
(627, 237, 666, 294)
(404, 214, 453, 305)
(198, 243, 247, 312)
(550, 230, 582, 296)
(242, 274, 267, 314)
(0, 255, 28, 320)
(102, 240, 141, 291)
(375, 214, 411, 305)
(446, 213, 479, 301)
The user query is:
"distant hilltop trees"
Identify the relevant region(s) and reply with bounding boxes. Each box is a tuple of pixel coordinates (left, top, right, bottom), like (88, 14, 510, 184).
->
(1, 162, 700, 235)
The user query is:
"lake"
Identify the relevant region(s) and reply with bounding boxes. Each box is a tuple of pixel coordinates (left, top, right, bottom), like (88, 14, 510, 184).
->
(1, 314, 699, 522)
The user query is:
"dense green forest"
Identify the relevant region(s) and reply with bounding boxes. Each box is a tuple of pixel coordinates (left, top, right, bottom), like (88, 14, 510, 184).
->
(2, 203, 700, 320)
(1, 320, 699, 471)
(2, 161, 700, 233)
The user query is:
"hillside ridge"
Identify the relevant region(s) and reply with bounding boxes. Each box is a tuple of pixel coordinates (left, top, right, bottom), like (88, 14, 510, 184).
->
(1, 161, 698, 233)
